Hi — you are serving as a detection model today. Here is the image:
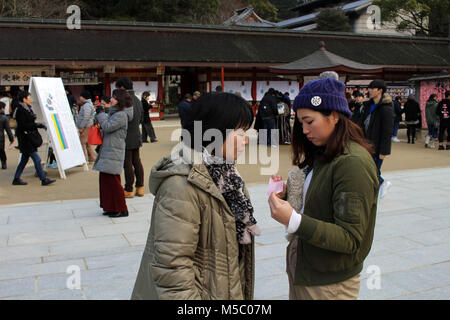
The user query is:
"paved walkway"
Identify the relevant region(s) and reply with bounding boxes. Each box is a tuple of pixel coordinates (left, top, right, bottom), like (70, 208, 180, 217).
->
(0, 167, 449, 300)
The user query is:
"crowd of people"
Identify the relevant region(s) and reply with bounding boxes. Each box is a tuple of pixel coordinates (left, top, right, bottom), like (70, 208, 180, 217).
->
(1, 74, 449, 300)
(0, 77, 160, 218)
(349, 87, 450, 150)
(254, 88, 292, 146)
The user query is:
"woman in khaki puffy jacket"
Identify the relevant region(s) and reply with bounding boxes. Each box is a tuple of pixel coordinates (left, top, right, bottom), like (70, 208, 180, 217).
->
(131, 93, 259, 300)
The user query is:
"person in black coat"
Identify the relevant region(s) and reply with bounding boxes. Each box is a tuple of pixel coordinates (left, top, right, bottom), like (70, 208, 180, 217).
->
(435, 90, 450, 150)
(12, 91, 55, 186)
(115, 77, 145, 198)
(357, 80, 394, 198)
(258, 89, 278, 146)
(350, 90, 365, 125)
(392, 96, 403, 142)
(178, 94, 193, 129)
(141, 91, 157, 143)
(0, 101, 14, 169)
(403, 95, 421, 144)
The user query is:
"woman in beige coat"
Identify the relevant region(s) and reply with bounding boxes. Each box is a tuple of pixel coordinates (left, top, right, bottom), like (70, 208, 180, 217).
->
(132, 93, 259, 300)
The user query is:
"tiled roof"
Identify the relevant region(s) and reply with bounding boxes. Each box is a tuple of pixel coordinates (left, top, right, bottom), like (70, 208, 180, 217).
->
(0, 19, 448, 68)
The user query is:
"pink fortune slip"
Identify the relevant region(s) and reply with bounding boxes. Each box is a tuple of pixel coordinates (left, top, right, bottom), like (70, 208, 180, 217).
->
(266, 177, 284, 196)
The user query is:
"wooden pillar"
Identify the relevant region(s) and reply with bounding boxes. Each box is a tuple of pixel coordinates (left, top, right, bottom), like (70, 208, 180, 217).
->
(207, 69, 212, 93)
(251, 68, 257, 115)
(157, 74, 164, 119)
(251, 68, 257, 104)
(298, 76, 304, 91)
(221, 67, 224, 91)
(104, 73, 111, 96)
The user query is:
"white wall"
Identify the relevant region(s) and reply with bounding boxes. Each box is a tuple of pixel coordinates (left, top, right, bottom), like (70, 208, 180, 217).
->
(110, 81, 158, 101)
(212, 80, 299, 101)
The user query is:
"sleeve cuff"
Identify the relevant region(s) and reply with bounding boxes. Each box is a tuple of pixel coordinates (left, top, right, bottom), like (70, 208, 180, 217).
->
(286, 209, 302, 234)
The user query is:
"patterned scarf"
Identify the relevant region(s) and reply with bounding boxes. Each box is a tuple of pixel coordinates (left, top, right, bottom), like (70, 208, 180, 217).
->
(203, 152, 260, 244)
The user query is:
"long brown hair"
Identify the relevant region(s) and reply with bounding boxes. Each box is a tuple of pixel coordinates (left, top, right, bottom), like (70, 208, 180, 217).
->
(112, 89, 132, 111)
(292, 110, 374, 168)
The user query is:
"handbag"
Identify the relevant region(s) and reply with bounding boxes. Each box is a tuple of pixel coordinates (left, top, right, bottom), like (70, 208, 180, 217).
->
(24, 130, 43, 148)
(88, 125, 103, 145)
(9, 118, 17, 129)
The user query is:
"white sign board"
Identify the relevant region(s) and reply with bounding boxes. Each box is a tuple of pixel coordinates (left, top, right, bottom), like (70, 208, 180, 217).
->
(110, 81, 158, 101)
(256, 81, 299, 101)
(29, 77, 87, 178)
(212, 81, 253, 100)
(212, 80, 300, 101)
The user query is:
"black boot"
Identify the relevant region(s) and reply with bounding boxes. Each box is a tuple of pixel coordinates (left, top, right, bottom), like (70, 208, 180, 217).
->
(41, 178, 56, 186)
(12, 178, 27, 185)
(1, 161, 6, 169)
(109, 210, 129, 218)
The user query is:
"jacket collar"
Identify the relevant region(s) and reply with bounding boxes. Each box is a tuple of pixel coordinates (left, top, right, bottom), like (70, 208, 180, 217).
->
(171, 142, 227, 203)
(171, 142, 251, 205)
(19, 102, 32, 113)
(364, 93, 393, 109)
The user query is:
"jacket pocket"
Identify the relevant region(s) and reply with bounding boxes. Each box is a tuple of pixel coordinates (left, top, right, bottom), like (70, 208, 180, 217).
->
(302, 241, 358, 273)
(334, 192, 363, 224)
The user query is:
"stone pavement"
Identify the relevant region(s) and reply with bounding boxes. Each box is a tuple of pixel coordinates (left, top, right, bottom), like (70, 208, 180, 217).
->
(0, 167, 449, 300)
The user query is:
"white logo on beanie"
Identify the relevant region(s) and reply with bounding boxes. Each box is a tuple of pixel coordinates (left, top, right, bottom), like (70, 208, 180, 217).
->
(311, 96, 322, 107)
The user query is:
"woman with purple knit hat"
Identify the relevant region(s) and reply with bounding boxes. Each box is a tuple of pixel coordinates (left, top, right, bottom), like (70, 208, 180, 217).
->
(268, 78, 379, 300)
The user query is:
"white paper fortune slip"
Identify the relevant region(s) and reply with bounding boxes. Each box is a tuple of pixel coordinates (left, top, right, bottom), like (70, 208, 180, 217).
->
(266, 177, 284, 196)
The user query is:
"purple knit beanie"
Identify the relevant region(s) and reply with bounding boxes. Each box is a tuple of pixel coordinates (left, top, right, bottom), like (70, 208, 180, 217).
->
(293, 78, 352, 118)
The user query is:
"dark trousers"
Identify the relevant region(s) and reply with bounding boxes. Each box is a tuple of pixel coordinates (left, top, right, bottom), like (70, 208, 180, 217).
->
(438, 123, 450, 143)
(392, 121, 399, 137)
(14, 151, 46, 180)
(406, 125, 416, 142)
(0, 144, 6, 163)
(142, 122, 157, 142)
(373, 155, 384, 185)
(124, 148, 144, 192)
(262, 118, 276, 145)
(99, 172, 128, 213)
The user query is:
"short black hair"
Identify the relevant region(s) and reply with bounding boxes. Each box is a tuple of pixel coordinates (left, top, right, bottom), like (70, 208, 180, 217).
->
(17, 91, 30, 103)
(116, 77, 133, 90)
(80, 91, 91, 100)
(0, 101, 5, 109)
(183, 92, 254, 152)
(352, 90, 363, 98)
(368, 79, 387, 95)
(101, 96, 111, 104)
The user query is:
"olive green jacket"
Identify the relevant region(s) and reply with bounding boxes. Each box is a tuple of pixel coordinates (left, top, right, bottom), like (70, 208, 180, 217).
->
(131, 143, 254, 300)
(294, 141, 379, 286)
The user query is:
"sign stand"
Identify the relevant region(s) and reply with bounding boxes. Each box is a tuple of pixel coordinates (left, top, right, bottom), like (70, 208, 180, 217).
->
(29, 77, 88, 179)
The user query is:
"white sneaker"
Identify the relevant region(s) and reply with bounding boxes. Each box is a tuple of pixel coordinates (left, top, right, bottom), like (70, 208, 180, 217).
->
(424, 135, 430, 147)
(391, 137, 401, 142)
(379, 181, 392, 199)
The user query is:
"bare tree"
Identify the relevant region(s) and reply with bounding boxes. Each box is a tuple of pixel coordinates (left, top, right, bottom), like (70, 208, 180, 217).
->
(0, 0, 85, 19)
(212, 0, 246, 25)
